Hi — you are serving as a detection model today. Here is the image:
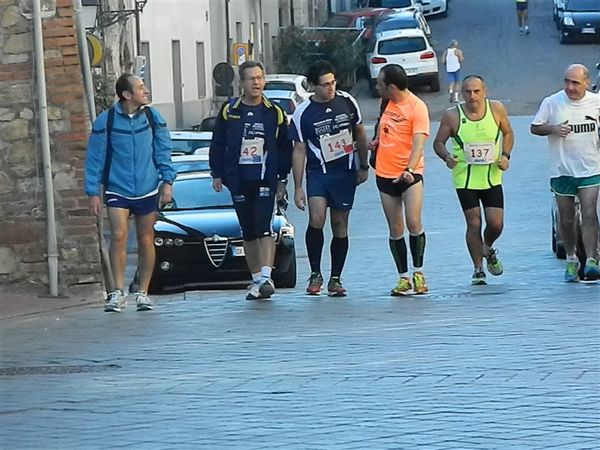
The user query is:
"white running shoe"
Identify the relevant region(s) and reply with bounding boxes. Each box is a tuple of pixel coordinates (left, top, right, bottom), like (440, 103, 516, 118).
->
(104, 290, 127, 313)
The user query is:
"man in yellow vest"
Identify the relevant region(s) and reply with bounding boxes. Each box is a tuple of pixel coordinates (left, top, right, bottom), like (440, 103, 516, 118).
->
(433, 75, 515, 285)
(516, 0, 530, 35)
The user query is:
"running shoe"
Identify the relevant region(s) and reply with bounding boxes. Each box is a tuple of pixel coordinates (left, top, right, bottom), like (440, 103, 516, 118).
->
(583, 258, 599, 281)
(104, 289, 127, 312)
(391, 277, 412, 296)
(258, 278, 275, 297)
(485, 248, 503, 276)
(564, 260, 580, 283)
(306, 272, 323, 295)
(412, 271, 429, 294)
(135, 291, 153, 311)
(246, 282, 263, 300)
(327, 277, 347, 297)
(471, 270, 487, 286)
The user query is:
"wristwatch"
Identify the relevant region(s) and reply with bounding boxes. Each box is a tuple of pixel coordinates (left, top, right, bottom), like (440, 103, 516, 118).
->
(405, 167, 415, 174)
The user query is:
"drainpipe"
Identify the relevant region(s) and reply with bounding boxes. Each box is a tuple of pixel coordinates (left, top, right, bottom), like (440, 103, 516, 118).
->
(32, 0, 59, 296)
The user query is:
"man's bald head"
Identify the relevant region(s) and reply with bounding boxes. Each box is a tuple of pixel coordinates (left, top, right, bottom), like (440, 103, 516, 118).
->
(564, 64, 590, 101)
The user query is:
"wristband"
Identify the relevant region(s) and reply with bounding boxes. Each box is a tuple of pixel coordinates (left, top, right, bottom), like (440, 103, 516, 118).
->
(405, 167, 415, 174)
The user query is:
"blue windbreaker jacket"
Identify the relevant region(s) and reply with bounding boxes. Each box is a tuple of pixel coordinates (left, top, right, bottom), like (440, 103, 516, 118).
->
(84, 102, 176, 198)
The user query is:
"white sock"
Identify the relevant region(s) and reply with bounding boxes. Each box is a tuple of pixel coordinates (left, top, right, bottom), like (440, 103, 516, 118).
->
(566, 254, 578, 263)
(252, 272, 261, 283)
(399, 272, 409, 279)
(260, 266, 272, 280)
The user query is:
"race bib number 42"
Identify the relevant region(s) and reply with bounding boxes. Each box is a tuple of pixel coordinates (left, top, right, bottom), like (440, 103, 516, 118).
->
(463, 142, 497, 165)
(319, 129, 354, 163)
(239, 137, 265, 165)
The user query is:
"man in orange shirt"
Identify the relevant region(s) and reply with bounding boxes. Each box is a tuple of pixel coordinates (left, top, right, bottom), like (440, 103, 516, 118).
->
(372, 64, 430, 295)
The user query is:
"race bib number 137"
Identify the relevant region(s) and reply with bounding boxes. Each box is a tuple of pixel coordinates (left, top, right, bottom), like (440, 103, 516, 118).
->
(463, 142, 497, 165)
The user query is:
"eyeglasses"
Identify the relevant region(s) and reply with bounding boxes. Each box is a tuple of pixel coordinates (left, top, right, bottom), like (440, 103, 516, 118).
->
(243, 75, 265, 82)
(317, 79, 337, 88)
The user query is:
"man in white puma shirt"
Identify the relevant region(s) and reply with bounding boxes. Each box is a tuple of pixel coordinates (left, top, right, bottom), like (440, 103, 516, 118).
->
(531, 64, 600, 282)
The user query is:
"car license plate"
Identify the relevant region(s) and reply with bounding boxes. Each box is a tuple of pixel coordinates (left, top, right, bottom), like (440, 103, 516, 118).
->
(582, 27, 596, 34)
(405, 68, 417, 75)
(231, 246, 245, 257)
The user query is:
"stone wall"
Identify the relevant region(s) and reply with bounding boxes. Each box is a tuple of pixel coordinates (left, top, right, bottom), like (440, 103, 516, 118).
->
(0, 0, 102, 296)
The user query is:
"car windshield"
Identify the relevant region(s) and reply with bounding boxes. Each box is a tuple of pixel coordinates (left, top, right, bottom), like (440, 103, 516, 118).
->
(566, 0, 600, 10)
(172, 160, 210, 173)
(270, 98, 295, 114)
(376, 0, 413, 8)
(171, 138, 211, 155)
(265, 81, 296, 91)
(379, 36, 426, 54)
(376, 17, 419, 33)
(165, 178, 232, 210)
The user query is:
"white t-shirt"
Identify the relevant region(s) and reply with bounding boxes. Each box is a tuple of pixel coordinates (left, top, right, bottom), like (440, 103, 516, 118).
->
(532, 90, 600, 178)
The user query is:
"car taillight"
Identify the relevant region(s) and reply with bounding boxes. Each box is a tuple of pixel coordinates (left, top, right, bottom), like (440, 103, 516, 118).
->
(371, 57, 387, 64)
(420, 51, 435, 60)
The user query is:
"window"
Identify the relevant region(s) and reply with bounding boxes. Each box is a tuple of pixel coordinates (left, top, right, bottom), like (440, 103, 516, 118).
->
(196, 42, 206, 98)
(378, 37, 426, 55)
(140, 41, 152, 96)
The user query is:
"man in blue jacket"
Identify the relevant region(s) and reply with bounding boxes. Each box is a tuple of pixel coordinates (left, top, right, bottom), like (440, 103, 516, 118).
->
(209, 61, 292, 300)
(84, 74, 175, 312)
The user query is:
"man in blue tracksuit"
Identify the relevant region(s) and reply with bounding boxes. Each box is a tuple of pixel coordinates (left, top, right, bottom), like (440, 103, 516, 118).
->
(84, 73, 175, 312)
(209, 61, 292, 300)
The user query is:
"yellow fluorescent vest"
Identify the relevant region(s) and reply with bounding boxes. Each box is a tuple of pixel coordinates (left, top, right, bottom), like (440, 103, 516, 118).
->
(451, 100, 502, 190)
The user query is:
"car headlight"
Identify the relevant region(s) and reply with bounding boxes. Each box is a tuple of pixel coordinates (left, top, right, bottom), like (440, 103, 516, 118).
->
(154, 237, 164, 246)
(164, 238, 174, 246)
(159, 261, 171, 271)
(174, 238, 184, 247)
(563, 16, 574, 26)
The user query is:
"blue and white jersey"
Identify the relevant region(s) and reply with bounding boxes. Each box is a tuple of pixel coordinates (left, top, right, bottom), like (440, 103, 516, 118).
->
(290, 91, 362, 174)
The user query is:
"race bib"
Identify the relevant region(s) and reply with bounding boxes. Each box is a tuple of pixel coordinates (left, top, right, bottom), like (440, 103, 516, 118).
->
(319, 129, 354, 163)
(239, 137, 265, 165)
(463, 142, 497, 165)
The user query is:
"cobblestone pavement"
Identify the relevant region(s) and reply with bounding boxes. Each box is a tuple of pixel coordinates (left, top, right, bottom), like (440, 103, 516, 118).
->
(1, 117, 598, 449)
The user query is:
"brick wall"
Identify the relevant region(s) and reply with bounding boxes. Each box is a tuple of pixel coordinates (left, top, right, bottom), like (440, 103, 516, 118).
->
(0, 0, 103, 297)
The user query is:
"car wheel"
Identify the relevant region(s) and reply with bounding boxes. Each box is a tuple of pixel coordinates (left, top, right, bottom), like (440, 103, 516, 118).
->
(273, 247, 297, 288)
(430, 75, 440, 92)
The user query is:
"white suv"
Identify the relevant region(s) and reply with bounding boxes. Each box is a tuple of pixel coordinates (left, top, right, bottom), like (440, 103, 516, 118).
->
(420, 0, 448, 17)
(369, 0, 423, 13)
(366, 28, 440, 97)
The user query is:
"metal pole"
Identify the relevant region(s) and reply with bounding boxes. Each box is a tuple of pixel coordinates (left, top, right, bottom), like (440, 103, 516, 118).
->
(135, 0, 141, 55)
(225, 0, 231, 63)
(32, 0, 59, 297)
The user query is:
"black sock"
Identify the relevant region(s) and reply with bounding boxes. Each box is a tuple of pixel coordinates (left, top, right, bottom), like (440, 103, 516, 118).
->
(389, 237, 408, 274)
(409, 232, 426, 269)
(305, 226, 324, 274)
(330, 236, 349, 278)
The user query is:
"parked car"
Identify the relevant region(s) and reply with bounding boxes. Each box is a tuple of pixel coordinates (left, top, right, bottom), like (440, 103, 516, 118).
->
(263, 89, 303, 120)
(592, 61, 600, 92)
(558, 0, 600, 44)
(368, 0, 423, 14)
(374, 9, 432, 39)
(170, 130, 213, 156)
(146, 172, 297, 294)
(264, 74, 312, 102)
(552, 196, 600, 279)
(420, 0, 448, 17)
(366, 27, 439, 97)
(171, 154, 210, 173)
(324, 7, 392, 41)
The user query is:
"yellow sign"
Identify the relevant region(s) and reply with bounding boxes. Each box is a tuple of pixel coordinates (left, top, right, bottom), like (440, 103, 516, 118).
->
(232, 43, 250, 66)
(86, 34, 103, 67)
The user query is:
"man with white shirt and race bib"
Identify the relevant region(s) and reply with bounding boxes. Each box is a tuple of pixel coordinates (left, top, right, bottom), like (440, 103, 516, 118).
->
(210, 61, 292, 300)
(433, 75, 514, 285)
(291, 60, 369, 297)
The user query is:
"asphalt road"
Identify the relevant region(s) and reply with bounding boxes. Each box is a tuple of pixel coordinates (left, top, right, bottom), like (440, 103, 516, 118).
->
(355, 0, 600, 122)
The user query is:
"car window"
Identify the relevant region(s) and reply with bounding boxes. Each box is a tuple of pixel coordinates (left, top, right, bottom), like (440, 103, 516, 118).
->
(172, 160, 210, 173)
(264, 81, 296, 91)
(378, 37, 426, 55)
(565, 0, 600, 10)
(171, 138, 211, 155)
(166, 178, 232, 210)
(376, 0, 413, 8)
(376, 17, 419, 33)
(301, 79, 310, 91)
(270, 98, 295, 114)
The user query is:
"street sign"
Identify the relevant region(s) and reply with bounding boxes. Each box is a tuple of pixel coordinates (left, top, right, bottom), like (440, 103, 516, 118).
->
(232, 43, 250, 66)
